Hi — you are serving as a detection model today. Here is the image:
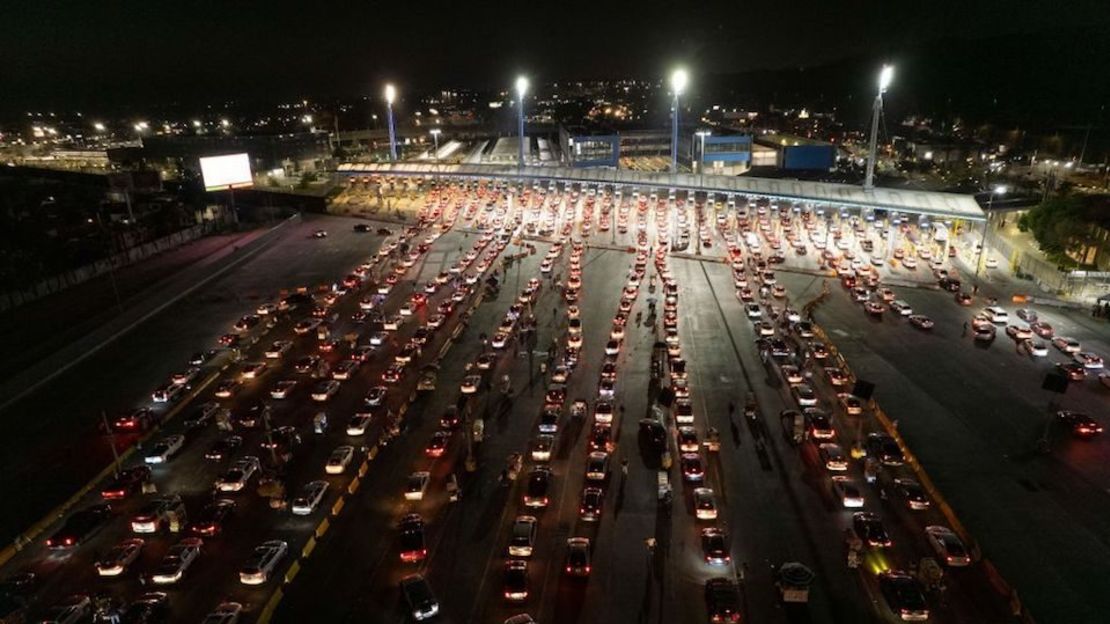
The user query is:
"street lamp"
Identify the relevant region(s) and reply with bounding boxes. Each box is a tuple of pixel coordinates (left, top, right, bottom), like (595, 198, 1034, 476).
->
(93, 122, 106, 133)
(670, 68, 688, 174)
(515, 76, 529, 170)
(864, 64, 894, 190)
(384, 84, 398, 162)
(429, 128, 442, 162)
(975, 185, 1007, 279)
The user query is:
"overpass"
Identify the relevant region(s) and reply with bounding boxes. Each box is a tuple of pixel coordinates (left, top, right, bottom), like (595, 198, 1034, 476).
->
(337, 162, 986, 222)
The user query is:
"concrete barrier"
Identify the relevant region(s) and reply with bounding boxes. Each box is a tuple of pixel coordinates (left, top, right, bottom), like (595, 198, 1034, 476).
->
(331, 497, 345, 517)
(256, 587, 285, 624)
(314, 517, 330, 539)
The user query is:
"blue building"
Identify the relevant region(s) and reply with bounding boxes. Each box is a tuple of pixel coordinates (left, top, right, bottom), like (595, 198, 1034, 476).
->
(753, 134, 836, 171)
(559, 126, 620, 168)
(695, 134, 753, 175)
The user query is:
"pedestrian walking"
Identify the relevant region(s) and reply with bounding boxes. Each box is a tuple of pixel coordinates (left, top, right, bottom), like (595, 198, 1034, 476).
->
(621, 458, 629, 478)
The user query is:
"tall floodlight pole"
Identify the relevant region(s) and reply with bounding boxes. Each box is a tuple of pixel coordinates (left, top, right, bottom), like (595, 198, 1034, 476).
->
(516, 76, 529, 171)
(385, 84, 398, 162)
(975, 185, 1007, 280)
(864, 65, 894, 190)
(670, 68, 688, 174)
(430, 128, 442, 162)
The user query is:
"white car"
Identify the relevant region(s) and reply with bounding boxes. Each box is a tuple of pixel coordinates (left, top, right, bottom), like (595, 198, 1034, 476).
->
(150, 537, 203, 584)
(216, 456, 261, 492)
(264, 340, 293, 359)
(270, 379, 297, 400)
(531, 435, 554, 462)
(745, 304, 762, 319)
(240, 361, 268, 380)
(693, 487, 718, 520)
(982, 306, 1009, 324)
(291, 480, 330, 515)
(239, 540, 288, 585)
(326, 446, 355, 474)
(925, 525, 971, 567)
(791, 383, 818, 407)
(95, 537, 145, 576)
(460, 375, 482, 394)
(312, 380, 341, 402)
(830, 476, 865, 508)
(369, 332, 388, 346)
(890, 300, 913, 316)
(818, 443, 848, 472)
(144, 435, 186, 464)
(1053, 336, 1081, 353)
(346, 413, 372, 436)
(405, 471, 431, 501)
(1024, 340, 1048, 357)
(151, 382, 185, 403)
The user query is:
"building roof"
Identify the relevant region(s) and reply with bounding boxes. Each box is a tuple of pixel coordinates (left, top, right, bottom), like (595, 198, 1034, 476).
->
(337, 162, 985, 221)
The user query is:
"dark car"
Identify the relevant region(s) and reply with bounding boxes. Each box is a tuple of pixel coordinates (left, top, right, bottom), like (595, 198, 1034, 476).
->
(893, 478, 931, 511)
(119, 591, 169, 623)
(400, 575, 439, 621)
(205, 435, 242, 461)
(188, 350, 218, 366)
(701, 528, 731, 566)
(938, 277, 961, 292)
(852, 512, 893, 548)
(523, 468, 552, 508)
(866, 433, 904, 466)
(353, 223, 372, 232)
(46, 504, 112, 549)
(879, 571, 929, 621)
(705, 577, 741, 623)
(188, 499, 235, 537)
(1057, 411, 1104, 438)
(398, 514, 427, 563)
(639, 419, 667, 449)
(101, 466, 152, 500)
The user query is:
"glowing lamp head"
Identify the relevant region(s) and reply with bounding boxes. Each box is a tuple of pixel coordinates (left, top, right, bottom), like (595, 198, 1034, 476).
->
(878, 65, 894, 94)
(515, 76, 529, 98)
(671, 68, 688, 96)
(384, 84, 396, 105)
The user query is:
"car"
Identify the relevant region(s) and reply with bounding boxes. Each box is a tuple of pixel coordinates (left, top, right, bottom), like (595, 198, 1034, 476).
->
(201, 602, 243, 624)
(981, 306, 1008, 324)
(215, 456, 261, 492)
(790, 383, 818, 407)
(701, 528, 731, 566)
(1031, 321, 1054, 338)
(1057, 411, 1103, 438)
(400, 574, 440, 621)
(312, 229, 328, 238)
(1005, 325, 1034, 340)
(589, 423, 613, 452)
(239, 540, 288, 585)
(326, 445, 356, 474)
(674, 397, 694, 424)
(1024, 340, 1049, 357)
(676, 426, 700, 453)
(112, 406, 157, 431)
(100, 465, 152, 500)
(144, 434, 186, 464)
(332, 359, 360, 380)
(503, 560, 529, 602)
(117, 592, 169, 623)
(879, 571, 929, 621)
(292, 480, 330, 515)
(150, 537, 203, 584)
(539, 407, 560, 434)
(399, 514, 428, 563)
(346, 413, 372, 436)
(531, 434, 554, 462)
(188, 498, 235, 537)
(293, 355, 322, 374)
(1053, 336, 1082, 353)
(564, 537, 592, 577)
(817, 443, 848, 472)
(838, 393, 864, 415)
(130, 495, 186, 534)
(205, 435, 242, 461)
(705, 577, 742, 624)
(266, 378, 297, 400)
(264, 340, 293, 359)
(524, 467, 552, 507)
(744, 303, 761, 319)
(954, 292, 973, 306)
(866, 433, 904, 466)
(38, 594, 93, 624)
(864, 300, 884, 316)
(94, 537, 145, 576)
(460, 374, 482, 394)
(889, 300, 913, 316)
(1057, 361, 1087, 381)
(364, 386, 388, 407)
(1017, 308, 1038, 322)
(239, 361, 268, 380)
(693, 487, 718, 520)
(680, 452, 705, 481)
(830, 476, 865, 508)
(311, 380, 341, 402)
(871, 475, 918, 509)
(974, 324, 996, 342)
(605, 339, 621, 356)
(1075, 352, 1104, 369)
(509, 515, 539, 556)
(293, 318, 322, 335)
(852, 511, 892, 548)
(924, 525, 971, 567)
(425, 430, 450, 457)
(908, 314, 933, 330)
(405, 471, 431, 501)
(151, 380, 186, 403)
(801, 409, 834, 440)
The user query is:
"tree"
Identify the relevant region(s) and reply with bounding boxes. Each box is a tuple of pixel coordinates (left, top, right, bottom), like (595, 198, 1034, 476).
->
(1018, 194, 1110, 267)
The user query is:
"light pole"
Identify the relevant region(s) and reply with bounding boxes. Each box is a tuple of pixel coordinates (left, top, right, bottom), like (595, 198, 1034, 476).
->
(975, 185, 1007, 280)
(516, 76, 529, 171)
(385, 84, 398, 162)
(429, 128, 442, 162)
(670, 68, 688, 174)
(695, 129, 711, 176)
(864, 65, 894, 191)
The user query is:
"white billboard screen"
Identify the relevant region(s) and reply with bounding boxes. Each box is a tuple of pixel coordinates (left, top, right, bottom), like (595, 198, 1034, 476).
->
(200, 153, 253, 191)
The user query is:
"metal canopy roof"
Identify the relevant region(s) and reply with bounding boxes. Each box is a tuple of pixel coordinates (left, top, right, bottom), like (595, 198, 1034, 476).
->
(338, 162, 985, 221)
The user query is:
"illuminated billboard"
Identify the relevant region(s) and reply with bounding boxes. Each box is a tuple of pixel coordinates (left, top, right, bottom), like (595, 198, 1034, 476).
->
(199, 153, 254, 191)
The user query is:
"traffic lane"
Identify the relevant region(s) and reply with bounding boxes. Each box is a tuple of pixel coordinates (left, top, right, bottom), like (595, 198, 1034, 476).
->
(679, 257, 870, 623)
(783, 273, 1110, 621)
(276, 231, 541, 622)
(0, 215, 391, 545)
(4, 214, 452, 619)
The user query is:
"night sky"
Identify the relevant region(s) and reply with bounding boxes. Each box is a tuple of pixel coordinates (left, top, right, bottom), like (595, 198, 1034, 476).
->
(3, 0, 1109, 113)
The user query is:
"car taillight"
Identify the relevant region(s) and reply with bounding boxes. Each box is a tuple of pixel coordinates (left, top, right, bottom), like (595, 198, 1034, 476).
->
(566, 566, 572, 573)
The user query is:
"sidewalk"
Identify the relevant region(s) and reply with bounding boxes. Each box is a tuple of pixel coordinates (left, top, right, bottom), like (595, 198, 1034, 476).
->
(0, 227, 265, 380)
